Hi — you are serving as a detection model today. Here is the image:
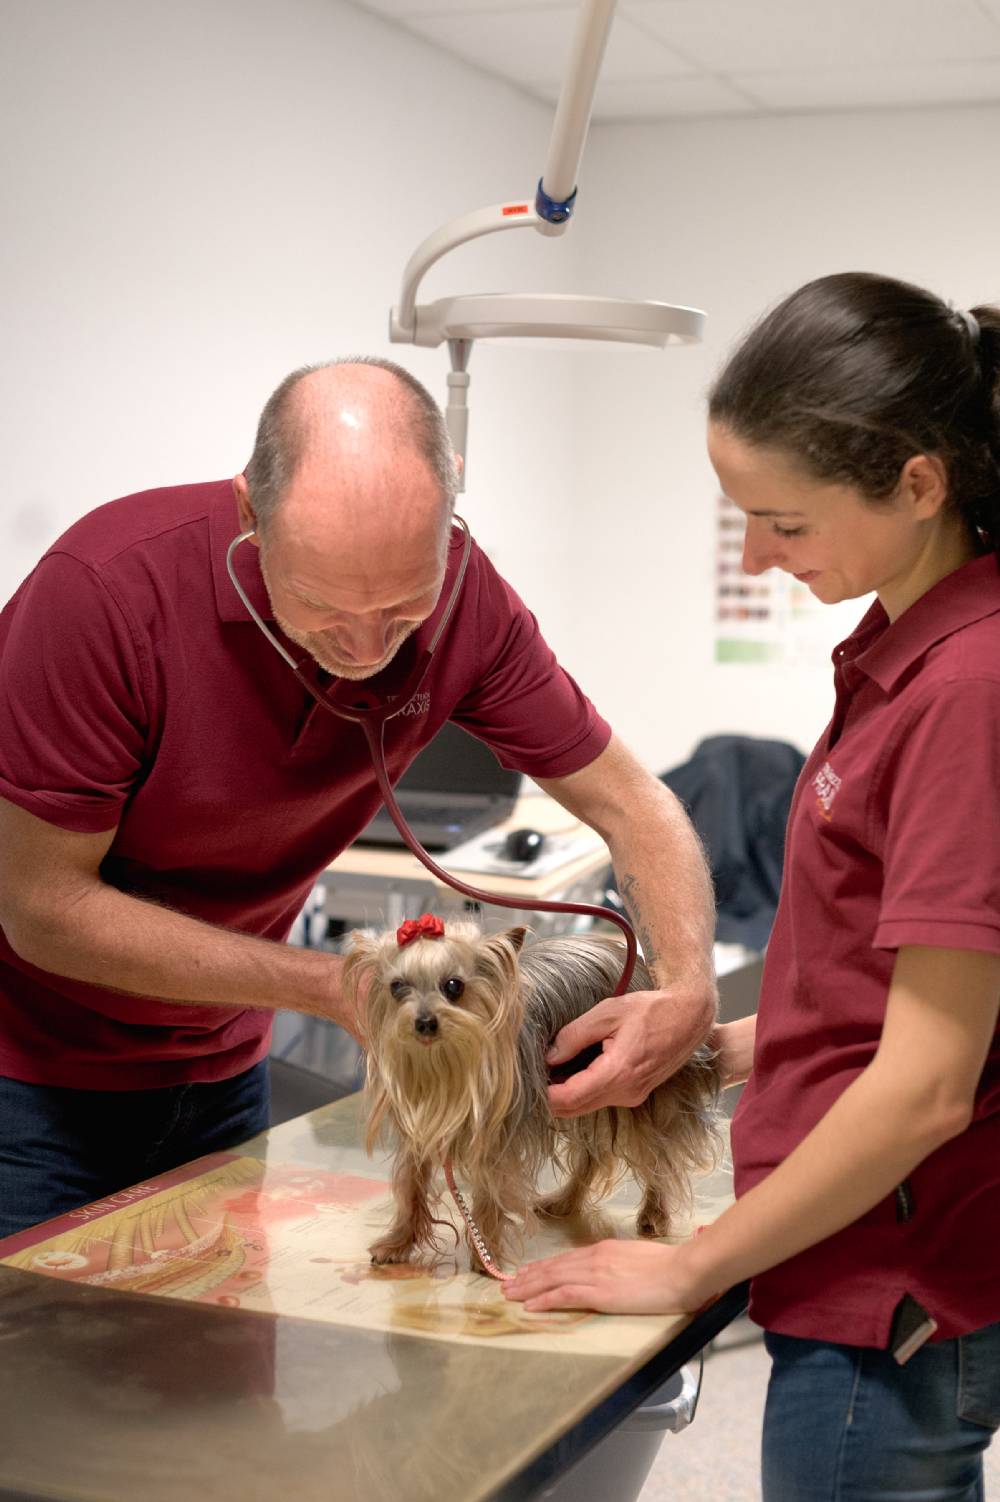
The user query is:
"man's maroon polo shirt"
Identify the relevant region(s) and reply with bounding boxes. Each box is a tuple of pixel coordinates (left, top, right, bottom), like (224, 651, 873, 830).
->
(733, 553, 1000, 1345)
(0, 481, 610, 1088)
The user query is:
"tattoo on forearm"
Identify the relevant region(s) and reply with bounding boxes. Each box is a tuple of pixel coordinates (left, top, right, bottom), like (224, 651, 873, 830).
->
(620, 872, 660, 972)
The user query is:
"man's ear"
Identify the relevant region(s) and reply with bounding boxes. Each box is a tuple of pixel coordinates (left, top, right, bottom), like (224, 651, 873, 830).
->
(232, 474, 260, 544)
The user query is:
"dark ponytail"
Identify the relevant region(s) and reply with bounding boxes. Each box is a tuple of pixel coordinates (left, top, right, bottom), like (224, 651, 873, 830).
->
(708, 272, 1000, 555)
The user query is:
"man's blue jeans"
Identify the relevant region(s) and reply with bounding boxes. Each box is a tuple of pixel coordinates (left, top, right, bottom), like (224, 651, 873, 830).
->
(0, 1062, 270, 1239)
(762, 1324, 1000, 1501)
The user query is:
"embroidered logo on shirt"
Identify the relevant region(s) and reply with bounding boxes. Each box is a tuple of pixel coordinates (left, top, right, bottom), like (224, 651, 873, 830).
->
(813, 760, 842, 821)
(397, 692, 431, 718)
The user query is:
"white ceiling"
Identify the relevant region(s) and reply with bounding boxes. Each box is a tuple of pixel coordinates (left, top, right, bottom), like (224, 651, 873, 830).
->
(347, 0, 1000, 120)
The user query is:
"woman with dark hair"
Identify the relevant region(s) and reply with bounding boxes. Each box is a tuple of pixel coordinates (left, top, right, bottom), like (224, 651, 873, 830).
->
(506, 272, 1000, 1500)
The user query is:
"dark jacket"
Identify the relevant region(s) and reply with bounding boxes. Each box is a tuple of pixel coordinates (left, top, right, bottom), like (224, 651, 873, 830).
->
(606, 734, 805, 952)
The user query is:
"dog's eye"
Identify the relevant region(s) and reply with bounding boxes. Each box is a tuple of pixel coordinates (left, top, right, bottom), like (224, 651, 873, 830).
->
(389, 979, 408, 1000)
(440, 977, 465, 1002)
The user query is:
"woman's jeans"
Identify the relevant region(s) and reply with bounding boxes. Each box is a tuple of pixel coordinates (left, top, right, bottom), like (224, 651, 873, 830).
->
(763, 1324, 1000, 1502)
(0, 1061, 270, 1239)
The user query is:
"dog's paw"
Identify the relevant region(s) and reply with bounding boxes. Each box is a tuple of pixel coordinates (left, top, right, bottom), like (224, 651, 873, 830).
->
(635, 1208, 670, 1239)
(368, 1238, 415, 1266)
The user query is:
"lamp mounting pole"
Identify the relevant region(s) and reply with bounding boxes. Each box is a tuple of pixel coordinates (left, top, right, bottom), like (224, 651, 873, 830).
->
(388, 0, 619, 490)
(445, 338, 472, 486)
(536, 0, 615, 233)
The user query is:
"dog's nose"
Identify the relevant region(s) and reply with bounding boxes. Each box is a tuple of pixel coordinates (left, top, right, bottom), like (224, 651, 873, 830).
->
(414, 1013, 438, 1038)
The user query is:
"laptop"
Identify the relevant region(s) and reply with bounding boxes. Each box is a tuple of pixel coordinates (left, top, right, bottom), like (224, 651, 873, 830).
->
(356, 722, 522, 852)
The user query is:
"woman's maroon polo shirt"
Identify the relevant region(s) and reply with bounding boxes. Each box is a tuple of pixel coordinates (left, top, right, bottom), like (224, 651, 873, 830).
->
(733, 553, 1000, 1345)
(0, 481, 610, 1088)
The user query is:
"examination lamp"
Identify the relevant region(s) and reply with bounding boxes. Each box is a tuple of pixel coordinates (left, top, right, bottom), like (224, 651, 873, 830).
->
(404, 292, 704, 349)
(388, 0, 705, 489)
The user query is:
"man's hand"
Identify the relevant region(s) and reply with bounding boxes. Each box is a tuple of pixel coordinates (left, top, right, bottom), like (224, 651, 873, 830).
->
(546, 978, 716, 1118)
(502, 1237, 715, 1315)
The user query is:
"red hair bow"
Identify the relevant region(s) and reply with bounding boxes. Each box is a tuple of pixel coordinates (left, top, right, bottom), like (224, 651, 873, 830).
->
(396, 913, 445, 948)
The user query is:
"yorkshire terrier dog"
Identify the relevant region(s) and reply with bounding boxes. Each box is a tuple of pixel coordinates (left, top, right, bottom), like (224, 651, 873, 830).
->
(343, 916, 722, 1272)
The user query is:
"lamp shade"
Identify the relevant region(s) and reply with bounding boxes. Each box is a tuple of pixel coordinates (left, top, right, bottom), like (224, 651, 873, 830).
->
(407, 292, 705, 350)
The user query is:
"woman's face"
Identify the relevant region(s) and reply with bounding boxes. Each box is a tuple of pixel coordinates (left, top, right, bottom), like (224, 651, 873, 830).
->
(707, 422, 950, 617)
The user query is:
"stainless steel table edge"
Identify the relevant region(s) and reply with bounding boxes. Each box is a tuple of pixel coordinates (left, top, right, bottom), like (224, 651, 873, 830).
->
(487, 1281, 751, 1502)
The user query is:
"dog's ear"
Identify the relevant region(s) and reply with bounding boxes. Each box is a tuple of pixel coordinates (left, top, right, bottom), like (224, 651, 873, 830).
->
(475, 925, 529, 988)
(342, 929, 379, 973)
(345, 928, 377, 954)
(341, 930, 384, 1041)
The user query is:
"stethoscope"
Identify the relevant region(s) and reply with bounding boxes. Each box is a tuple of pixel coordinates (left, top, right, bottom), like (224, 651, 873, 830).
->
(225, 517, 636, 995)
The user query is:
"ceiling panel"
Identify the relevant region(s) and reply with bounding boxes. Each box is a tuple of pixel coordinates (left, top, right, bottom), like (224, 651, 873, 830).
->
(402, 6, 693, 85)
(622, 0, 1000, 74)
(346, 0, 1000, 118)
(735, 57, 1000, 112)
(581, 74, 763, 119)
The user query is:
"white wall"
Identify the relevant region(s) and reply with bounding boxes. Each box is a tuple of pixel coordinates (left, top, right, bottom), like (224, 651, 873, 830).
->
(5, 8, 1000, 777)
(558, 105, 1000, 770)
(0, 0, 589, 646)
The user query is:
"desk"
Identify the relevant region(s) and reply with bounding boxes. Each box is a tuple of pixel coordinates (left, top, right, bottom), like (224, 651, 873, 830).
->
(321, 791, 611, 934)
(0, 1095, 745, 1502)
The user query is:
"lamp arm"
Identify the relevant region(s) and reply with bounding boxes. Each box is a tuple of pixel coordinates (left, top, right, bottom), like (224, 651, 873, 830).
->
(390, 201, 542, 342)
(537, 0, 617, 229)
(390, 0, 619, 340)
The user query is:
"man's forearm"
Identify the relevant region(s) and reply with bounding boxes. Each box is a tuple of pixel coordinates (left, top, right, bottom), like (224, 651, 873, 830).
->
(10, 881, 357, 1033)
(540, 736, 716, 996)
(610, 780, 715, 994)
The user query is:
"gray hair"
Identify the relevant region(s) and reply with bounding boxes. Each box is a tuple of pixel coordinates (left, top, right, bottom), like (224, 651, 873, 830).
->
(243, 355, 459, 533)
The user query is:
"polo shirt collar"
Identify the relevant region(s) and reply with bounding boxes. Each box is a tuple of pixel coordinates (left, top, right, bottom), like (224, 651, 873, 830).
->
(210, 481, 275, 623)
(851, 551, 1000, 693)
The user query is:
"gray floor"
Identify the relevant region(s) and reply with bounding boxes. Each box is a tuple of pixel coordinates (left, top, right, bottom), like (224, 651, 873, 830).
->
(638, 1320, 1000, 1501)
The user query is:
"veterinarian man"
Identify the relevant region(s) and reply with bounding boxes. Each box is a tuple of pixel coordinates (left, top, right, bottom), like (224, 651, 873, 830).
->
(0, 357, 715, 1238)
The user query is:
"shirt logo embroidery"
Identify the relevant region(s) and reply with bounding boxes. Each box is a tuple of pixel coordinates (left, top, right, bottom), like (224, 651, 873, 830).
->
(397, 692, 431, 718)
(813, 761, 841, 821)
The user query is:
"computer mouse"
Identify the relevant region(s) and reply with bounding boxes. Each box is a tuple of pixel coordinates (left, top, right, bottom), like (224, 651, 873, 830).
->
(502, 827, 546, 863)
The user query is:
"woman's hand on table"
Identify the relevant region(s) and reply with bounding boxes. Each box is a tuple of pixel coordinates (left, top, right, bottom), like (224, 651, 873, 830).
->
(502, 1237, 719, 1315)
